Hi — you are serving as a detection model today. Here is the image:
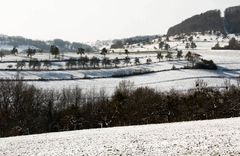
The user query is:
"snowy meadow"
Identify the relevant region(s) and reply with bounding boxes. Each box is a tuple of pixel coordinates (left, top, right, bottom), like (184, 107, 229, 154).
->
(0, 33, 240, 94)
(1, 117, 240, 155)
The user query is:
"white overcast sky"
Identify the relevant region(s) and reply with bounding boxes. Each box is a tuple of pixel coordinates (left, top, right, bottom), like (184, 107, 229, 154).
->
(0, 0, 239, 42)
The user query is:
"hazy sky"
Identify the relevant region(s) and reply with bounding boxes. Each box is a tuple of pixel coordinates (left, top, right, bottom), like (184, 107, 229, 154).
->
(0, 0, 239, 42)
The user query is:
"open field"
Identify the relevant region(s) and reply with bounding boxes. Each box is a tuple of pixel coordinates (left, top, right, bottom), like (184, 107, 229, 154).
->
(0, 34, 240, 94)
(1, 117, 240, 155)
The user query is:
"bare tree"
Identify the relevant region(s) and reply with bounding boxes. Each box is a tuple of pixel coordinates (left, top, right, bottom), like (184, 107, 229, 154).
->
(165, 44, 170, 51)
(165, 52, 173, 61)
(101, 48, 108, 58)
(29, 59, 41, 70)
(125, 49, 129, 57)
(0, 51, 5, 61)
(78, 56, 89, 68)
(134, 57, 140, 65)
(112, 57, 121, 68)
(43, 60, 52, 70)
(159, 41, 164, 50)
(26, 48, 36, 60)
(146, 58, 152, 64)
(66, 58, 77, 69)
(50, 45, 60, 59)
(157, 52, 163, 62)
(11, 47, 18, 56)
(90, 56, 100, 68)
(77, 48, 85, 57)
(16, 61, 26, 70)
(177, 50, 183, 60)
(102, 57, 111, 68)
(123, 57, 131, 66)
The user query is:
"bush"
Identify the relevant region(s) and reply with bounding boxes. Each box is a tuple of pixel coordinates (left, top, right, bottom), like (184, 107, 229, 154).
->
(194, 59, 217, 70)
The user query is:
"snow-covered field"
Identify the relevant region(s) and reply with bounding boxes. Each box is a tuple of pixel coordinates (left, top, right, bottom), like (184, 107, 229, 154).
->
(1, 117, 240, 155)
(1, 33, 240, 155)
(28, 48, 240, 93)
(28, 69, 240, 94)
(0, 33, 240, 93)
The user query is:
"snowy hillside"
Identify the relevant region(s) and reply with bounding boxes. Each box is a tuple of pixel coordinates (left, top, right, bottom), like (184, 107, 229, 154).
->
(109, 32, 240, 52)
(32, 33, 240, 92)
(1, 117, 240, 155)
(0, 32, 240, 93)
(0, 34, 95, 52)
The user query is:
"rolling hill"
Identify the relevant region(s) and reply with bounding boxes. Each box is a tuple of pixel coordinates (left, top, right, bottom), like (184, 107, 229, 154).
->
(0, 34, 96, 52)
(1, 117, 240, 155)
(167, 5, 240, 36)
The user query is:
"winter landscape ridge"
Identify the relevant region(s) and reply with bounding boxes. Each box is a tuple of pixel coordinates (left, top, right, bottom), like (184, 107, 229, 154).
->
(1, 30, 240, 156)
(0, 33, 240, 93)
(1, 2, 240, 156)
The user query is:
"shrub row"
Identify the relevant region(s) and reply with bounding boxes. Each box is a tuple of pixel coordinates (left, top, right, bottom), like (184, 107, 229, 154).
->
(1, 80, 240, 137)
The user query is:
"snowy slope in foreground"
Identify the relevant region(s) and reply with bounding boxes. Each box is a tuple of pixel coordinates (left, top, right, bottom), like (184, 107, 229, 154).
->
(1, 118, 240, 156)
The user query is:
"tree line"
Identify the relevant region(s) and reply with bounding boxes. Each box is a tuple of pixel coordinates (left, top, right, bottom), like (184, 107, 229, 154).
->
(212, 37, 240, 50)
(7, 50, 201, 71)
(1, 79, 240, 137)
(0, 35, 95, 52)
(3, 48, 214, 72)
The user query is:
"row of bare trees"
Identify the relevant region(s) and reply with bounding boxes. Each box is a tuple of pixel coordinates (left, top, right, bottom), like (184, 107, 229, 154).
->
(14, 60, 52, 70)
(6, 50, 198, 70)
(65, 56, 132, 69)
(2, 44, 200, 70)
(1, 79, 240, 137)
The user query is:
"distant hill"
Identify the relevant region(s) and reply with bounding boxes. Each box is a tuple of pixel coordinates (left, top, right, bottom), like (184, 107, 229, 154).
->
(110, 35, 161, 49)
(167, 10, 224, 36)
(225, 6, 240, 34)
(0, 35, 96, 52)
(167, 6, 240, 36)
(121, 35, 160, 45)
